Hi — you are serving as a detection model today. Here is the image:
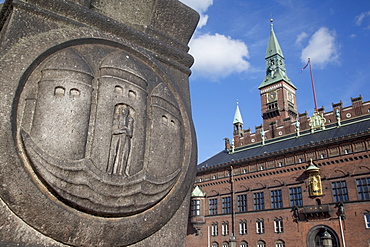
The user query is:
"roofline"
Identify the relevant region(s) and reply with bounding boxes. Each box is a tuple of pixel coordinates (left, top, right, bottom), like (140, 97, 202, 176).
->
(197, 115, 370, 173)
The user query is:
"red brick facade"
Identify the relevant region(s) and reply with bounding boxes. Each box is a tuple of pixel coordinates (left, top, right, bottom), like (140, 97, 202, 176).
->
(187, 95, 370, 247)
(231, 96, 370, 149)
(187, 21, 370, 247)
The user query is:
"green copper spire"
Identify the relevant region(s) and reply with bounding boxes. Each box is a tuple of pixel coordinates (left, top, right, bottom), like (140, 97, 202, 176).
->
(233, 102, 244, 125)
(265, 19, 284, 59)
(259, 19, 296, 89)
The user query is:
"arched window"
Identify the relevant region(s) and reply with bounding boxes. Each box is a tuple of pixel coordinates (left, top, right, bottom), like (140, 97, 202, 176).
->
(128, 90, 136, 98)
(307, 225, 339, 247)
(255, 219, 264, 234)
(222, 241, 229, 247)
(114, 85, 123, 95)
(70, 88, 80, 97)
(239, 220, 247, 235)
(240, 241, 248, 247)
(275, 240, 285, 247)
(211, 222, 218, 236)
(222, 221, 229, 236)
(257, 240, 265, 247)
(274, 217, 284, 233)
(162, 115, 168, 125)
(54, 86, 65, 96)
(212, 242, 219, 247)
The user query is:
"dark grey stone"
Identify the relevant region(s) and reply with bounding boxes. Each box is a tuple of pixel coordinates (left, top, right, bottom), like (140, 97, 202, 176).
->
(0, 0, 199, 246)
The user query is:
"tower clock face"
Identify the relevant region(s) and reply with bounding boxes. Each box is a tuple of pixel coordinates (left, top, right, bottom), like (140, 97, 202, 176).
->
(267, 90, 277, 103)
(287, 91, 295, 104)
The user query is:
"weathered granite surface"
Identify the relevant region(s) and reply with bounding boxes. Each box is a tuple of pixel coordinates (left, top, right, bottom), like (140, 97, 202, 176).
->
(0, 0, 198, 246)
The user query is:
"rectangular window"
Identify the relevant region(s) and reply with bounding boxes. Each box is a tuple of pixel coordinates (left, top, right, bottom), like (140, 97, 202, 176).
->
(356, 177, 370, 200)
(289, 187, 303, 207)
(209, 198, 218, 215)
(191, 199, 200, 216)
(222, 197, 231, 214)
(256, 220, 264, 234)
(271, 189, 283, 209)
(253, 192, 265, 210)
(331, 181, 349, 202)
(239, 221, 247, 235)
(237, 194, 248, 212)
(274, 218, 284, 233)
(211, 222, 218, 236)
(222, 222, 229, 236)
(364, 214, 370, 228)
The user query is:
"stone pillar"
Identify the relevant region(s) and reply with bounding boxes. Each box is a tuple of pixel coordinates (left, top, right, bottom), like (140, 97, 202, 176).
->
(0, 0, 199, 246)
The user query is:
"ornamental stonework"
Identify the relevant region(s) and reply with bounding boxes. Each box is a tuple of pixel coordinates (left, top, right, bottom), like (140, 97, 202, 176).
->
(19, 46, 183, 216)
(0, 1, 198, 246)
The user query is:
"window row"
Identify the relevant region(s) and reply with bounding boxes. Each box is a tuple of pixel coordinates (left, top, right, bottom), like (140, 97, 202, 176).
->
(208, 187, 302, 215)
(203, 177, 370, 215)
(210, 218, 284, 237)
(198, 144, 366, 182)
(54, 86, 81, 97)
(211, 240, 285, 247)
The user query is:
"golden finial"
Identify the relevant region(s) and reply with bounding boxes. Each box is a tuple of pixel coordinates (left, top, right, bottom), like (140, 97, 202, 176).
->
(270, 19, 274, 30)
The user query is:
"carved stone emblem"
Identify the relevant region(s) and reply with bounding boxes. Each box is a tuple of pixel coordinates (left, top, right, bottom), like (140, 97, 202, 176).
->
(0, 0, 198, 245)
(18, 44, 184, 216)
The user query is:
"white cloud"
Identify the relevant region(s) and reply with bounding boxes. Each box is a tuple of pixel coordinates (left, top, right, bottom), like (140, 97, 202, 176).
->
(179, 0, 213, 28)
(355, 11, 370, 26)
(189, 33, 250, 81)
(300, 27, 339, 68)
(295, 32, 308, 46)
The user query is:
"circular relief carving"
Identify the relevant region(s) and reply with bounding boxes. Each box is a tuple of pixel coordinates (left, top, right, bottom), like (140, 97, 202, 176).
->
(278, 131, 283, 136)
(7, 37, 195, 246)
(346, 113, 351, 118)
(19, 45, 184, 216)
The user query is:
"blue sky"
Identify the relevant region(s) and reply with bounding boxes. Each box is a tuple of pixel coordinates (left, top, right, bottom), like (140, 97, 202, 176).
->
(1, 0, 369, 164)
(179, 0, 370, 163)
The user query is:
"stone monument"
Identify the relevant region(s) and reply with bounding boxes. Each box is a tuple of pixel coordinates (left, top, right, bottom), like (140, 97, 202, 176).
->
(0, 0, 198, 246)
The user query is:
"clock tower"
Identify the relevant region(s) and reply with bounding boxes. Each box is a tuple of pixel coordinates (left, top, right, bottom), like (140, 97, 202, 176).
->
(259, 20, 298, 128)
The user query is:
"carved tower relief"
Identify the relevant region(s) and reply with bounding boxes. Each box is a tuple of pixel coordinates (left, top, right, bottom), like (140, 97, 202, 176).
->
(18, 44, 184, 217)
(30, 48, 93, 160)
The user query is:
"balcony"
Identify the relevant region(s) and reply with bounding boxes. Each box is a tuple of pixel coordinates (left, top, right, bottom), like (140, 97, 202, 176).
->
(190, 215, 206, 236)
(190, 215, 205, 225)
(301, 204, 332, 219)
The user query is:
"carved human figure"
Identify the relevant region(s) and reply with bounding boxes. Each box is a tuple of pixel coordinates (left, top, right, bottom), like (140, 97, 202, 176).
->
(107, 105, 134, 176)
(309, 174, 322, 196)
(336, 108, 341, 126)
(295, 120, 300, 136)
(295, 120, 300, 130)
(292, 206, 299, 221)
(261, 129, 265, 138)
(269, 59, 276, 78)
(311, 176, 319, 191)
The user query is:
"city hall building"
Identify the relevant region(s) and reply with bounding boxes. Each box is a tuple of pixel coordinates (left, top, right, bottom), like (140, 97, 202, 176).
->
(186, 21, 370, 247)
